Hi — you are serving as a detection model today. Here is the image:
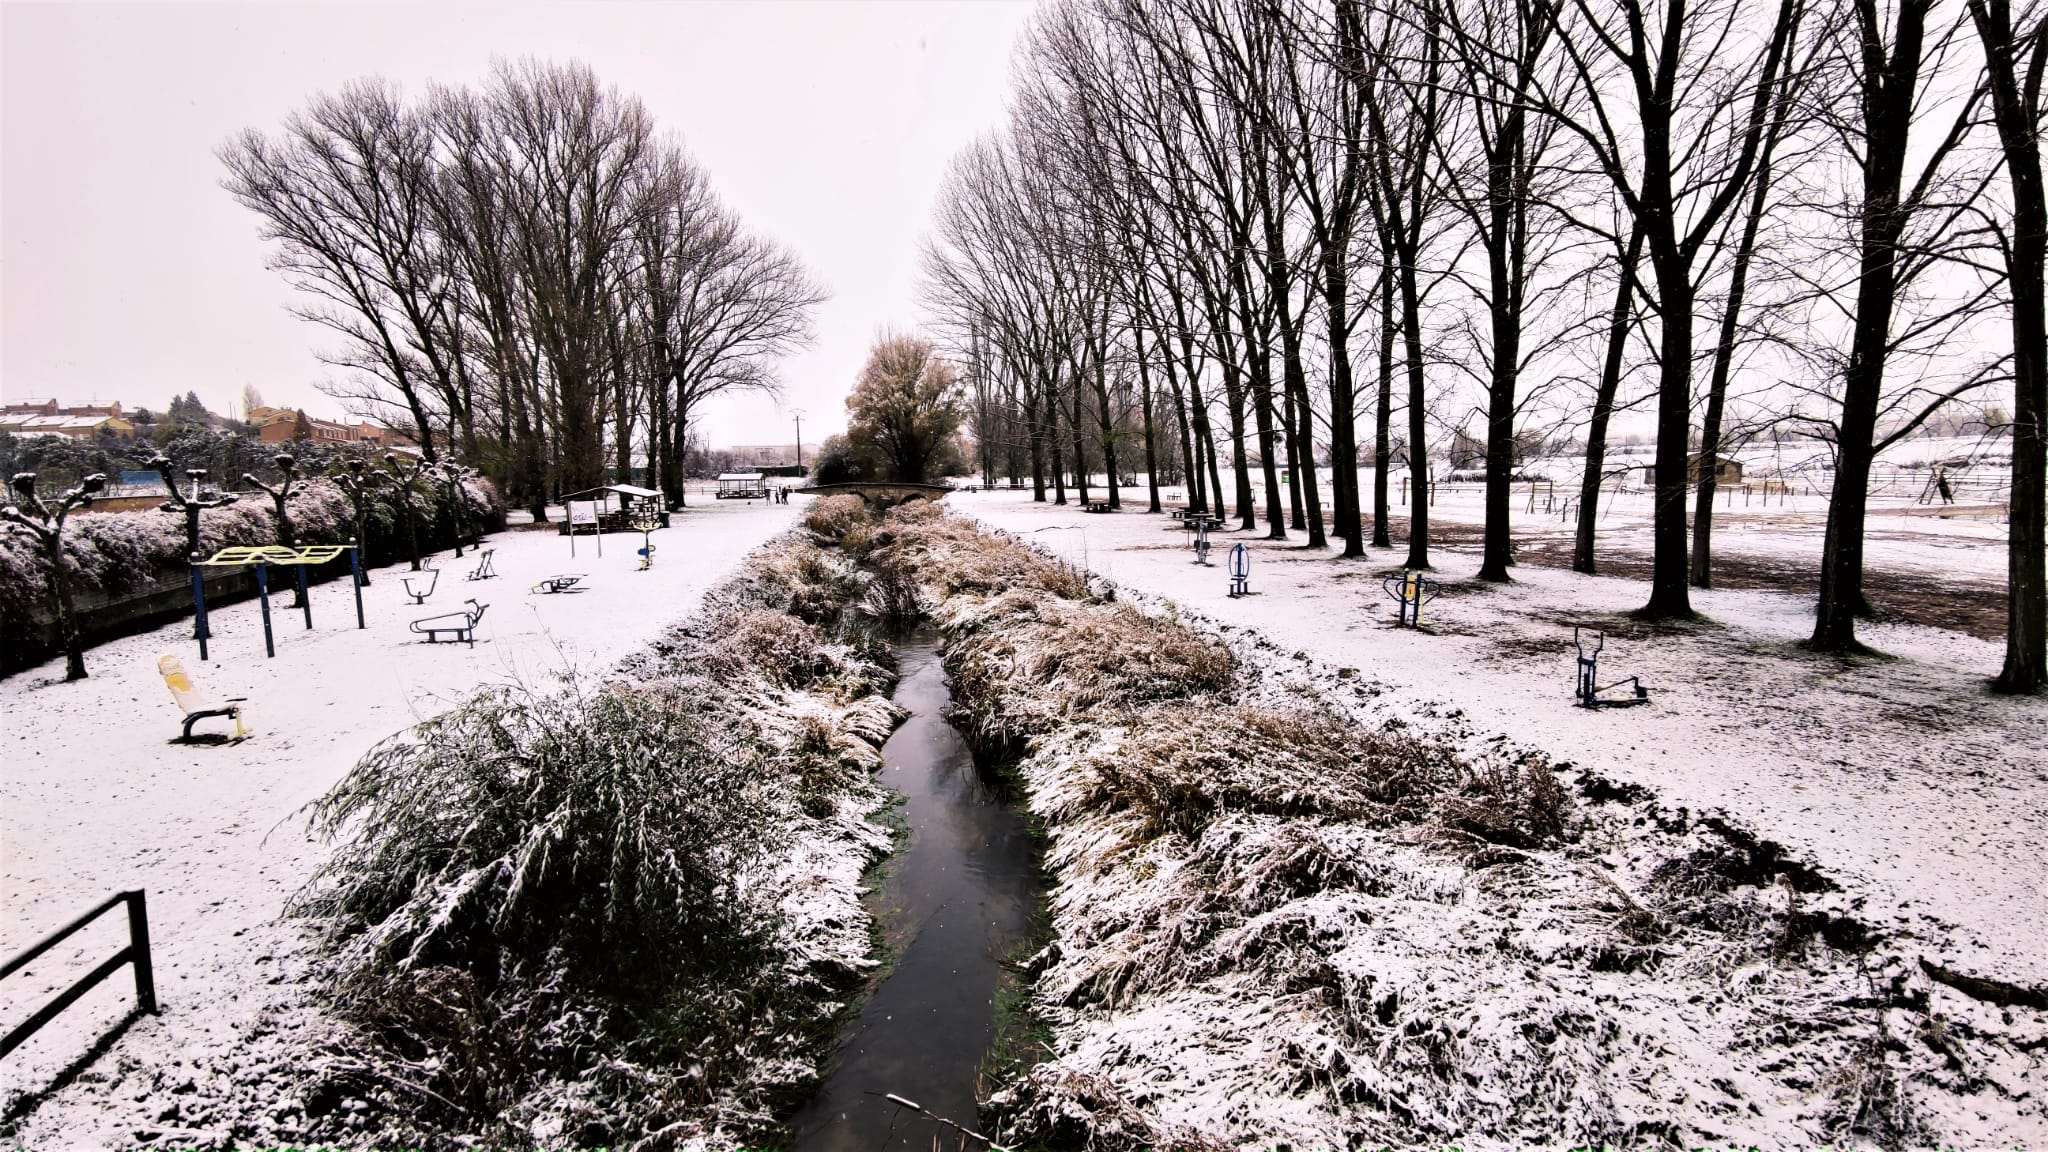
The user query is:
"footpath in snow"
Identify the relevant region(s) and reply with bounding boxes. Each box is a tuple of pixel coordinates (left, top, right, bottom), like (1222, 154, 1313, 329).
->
(0, 498, 794, 1128)
(962, 489, 2048, 988)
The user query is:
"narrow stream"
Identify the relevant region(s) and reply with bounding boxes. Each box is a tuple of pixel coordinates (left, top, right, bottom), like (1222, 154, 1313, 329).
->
(789, 626, 1039, 1151)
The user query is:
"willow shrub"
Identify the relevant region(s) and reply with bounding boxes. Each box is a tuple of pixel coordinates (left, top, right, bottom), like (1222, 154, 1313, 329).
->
(286, 536, 898, 1146)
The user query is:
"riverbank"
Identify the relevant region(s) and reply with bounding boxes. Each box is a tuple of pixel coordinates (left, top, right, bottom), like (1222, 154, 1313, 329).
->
(857, 501, 2045, 1150)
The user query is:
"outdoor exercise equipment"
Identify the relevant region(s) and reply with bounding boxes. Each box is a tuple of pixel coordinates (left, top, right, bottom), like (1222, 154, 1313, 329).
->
(632, 508, 661, 571)
(530, 574, 586, 595)
(401, 559, 440, 605)
(411, 599, 488, 645)
(1382, 571, 1441, 628)
(158, 655, 247, 743)
(1573, 627, 1650, 708)
(189, 542, 363, 661)
(466, 549, 498, 581)
(1186, 514, 1221, 564)
(1227, 543, 1251, 597)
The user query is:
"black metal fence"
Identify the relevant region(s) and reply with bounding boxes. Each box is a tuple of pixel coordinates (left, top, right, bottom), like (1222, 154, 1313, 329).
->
(1, 889, 158, 1059)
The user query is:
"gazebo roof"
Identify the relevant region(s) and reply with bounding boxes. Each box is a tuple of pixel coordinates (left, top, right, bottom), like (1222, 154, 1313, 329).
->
(561, 483, 664, 501)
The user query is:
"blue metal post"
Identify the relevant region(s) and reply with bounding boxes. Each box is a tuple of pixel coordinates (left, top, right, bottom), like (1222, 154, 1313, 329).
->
(297, 565, 312, 630)
(256, 565, 276, 658)
(350, 541, 365, 629)
(190, 555, 209, 661)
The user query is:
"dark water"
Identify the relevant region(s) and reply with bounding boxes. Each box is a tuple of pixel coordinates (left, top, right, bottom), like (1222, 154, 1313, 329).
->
(789, 628, 1040, 1151)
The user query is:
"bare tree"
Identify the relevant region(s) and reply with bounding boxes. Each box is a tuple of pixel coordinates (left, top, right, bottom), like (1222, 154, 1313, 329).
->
(151, 451, 239, 562)
(1537, 0, 1807, 617)
(221, 80, 457, 461)
(244, 453, 308, 605)
(484, 60, 656, 495)
(2, 472, 108, 681)
(1809, 0, 1994, 650)
(1361, 0, 1450, 569)
(1967, 0, 2047, 691)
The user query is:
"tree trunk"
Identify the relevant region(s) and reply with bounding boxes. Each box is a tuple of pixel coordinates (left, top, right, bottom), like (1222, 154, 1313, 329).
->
(1576, 227, 1644, 575)
(1640, 253, 1697, 619)
(1068, 374, 1090, 505)
(1026, 382, 1048, 502)
(1161, 338, 1201, 512)
(1691, 184, 1769, 589)
(1326, 250, 1364, 556)
(1813, 1, 1925, 649)
(1136, 325, 1163, 513)
(1398, 240, 1430, 569)
(1219, 359, 1256, 528)
(1476, 181, 1523, 582)
(1970, 0, 2046, 691)
(46, 538, 86, 681)
(1373, 238, 1396, 550)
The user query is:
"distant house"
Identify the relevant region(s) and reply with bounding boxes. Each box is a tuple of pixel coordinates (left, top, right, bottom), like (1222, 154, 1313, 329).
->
(1638, 454, 1744, 485)
(0, 399, 135, 439)
(0, 413, 135, 439)
(1689, 453, 1743, 485)
(249, 406, 408, 447)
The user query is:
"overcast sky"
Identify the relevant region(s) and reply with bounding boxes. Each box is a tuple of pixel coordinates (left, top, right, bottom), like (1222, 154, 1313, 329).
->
(1, 0, 1035, 445)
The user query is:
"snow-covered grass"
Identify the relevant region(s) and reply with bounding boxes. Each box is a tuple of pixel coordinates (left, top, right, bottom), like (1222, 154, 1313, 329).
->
(0, 498, 802, 1147)
(865, 500, 2046, 1150)
(964, 487, 2047, 984)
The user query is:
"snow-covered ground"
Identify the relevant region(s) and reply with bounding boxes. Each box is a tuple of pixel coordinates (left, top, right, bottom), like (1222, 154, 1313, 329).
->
(0, 498, 796, 1132)
(961, 487, 2047, 989)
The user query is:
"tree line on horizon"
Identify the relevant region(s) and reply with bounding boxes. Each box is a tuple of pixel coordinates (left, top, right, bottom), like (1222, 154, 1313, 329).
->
(919, 0, 2045, 692)
(220, 58, 825, 517)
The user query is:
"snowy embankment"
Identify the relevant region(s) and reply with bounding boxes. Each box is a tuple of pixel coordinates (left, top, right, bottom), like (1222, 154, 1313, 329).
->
(963, 488, 2046, 988)
(864, 499, 2043, 1148)
(0, 500, 799, 1145)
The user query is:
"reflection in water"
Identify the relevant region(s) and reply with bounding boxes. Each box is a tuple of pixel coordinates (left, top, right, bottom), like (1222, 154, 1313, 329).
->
(789, 628, 1039, 1151)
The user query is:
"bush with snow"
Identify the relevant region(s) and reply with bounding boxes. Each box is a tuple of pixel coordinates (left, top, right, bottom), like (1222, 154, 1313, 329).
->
(0, 474, 505, 663)
(286, 534, 902, 1149)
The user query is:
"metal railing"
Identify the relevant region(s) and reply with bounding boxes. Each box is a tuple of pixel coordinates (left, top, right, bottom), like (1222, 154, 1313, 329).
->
(1, 890, 158, 1059)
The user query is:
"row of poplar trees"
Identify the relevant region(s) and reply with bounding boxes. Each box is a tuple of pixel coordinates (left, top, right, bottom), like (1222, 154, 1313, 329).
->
(920, 0, 2046, 693)
(221, 59, 824, 519)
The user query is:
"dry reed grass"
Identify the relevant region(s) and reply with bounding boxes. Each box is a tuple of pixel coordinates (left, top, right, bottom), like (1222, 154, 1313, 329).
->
(867, 507, 2021, 1150)
(285, 528, 906, 1149)
(801, 494, 869, 542)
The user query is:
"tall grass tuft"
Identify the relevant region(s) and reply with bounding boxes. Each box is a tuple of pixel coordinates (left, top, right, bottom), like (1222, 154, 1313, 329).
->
(297, 676, 781, 984)
(801, 494, 870, 543)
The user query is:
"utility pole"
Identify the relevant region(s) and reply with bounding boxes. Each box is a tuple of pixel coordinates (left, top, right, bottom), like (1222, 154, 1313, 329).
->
(792, 409, 805, 474)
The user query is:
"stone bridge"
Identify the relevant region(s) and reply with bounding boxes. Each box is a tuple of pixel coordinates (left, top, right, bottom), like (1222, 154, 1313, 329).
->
(794, 481, 955, 508)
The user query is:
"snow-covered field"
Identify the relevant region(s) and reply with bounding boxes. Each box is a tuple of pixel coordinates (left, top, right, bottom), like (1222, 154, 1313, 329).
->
(961, 487, 2046, 990)
(0, 499, 796, 1137)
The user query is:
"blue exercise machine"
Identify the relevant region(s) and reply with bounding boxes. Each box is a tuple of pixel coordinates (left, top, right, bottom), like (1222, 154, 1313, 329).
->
(1382, 571, 1440, 628)
(1227, 543, 1251, 596)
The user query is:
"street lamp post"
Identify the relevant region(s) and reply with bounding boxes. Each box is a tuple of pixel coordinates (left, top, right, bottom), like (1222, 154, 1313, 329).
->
(792, 409, 805, 475)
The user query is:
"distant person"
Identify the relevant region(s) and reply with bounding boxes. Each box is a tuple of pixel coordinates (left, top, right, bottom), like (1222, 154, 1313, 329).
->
(1936, 467, 1954, 505)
